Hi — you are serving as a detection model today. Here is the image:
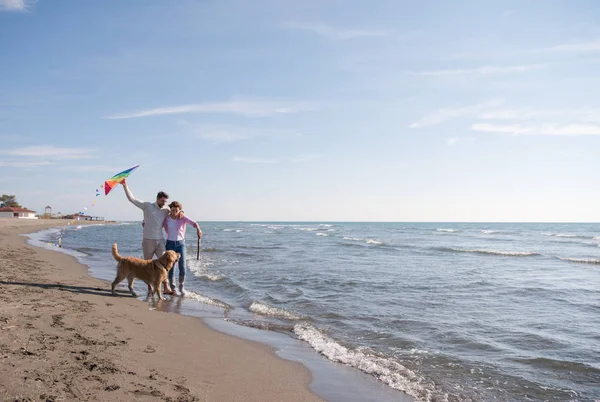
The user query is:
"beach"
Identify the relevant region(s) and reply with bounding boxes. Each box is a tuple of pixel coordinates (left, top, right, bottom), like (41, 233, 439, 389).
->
(0, 219, 322, 401)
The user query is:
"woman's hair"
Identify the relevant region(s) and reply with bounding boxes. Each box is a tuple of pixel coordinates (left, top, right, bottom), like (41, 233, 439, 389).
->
(168, 201, 182, 209)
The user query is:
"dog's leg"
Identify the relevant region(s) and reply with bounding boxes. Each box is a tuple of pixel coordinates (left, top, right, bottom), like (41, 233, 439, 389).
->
(111, 269, 127, 296)
(147, 283, 154, 298)
(127, 274, 138, 297)
(155, 280, 165, 300)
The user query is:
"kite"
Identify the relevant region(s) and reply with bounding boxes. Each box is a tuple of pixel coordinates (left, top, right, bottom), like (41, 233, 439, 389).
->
(104, 165, 140, 195)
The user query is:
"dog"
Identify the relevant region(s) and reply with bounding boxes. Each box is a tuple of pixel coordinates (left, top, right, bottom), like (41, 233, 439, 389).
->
(111, 243, 180, 300)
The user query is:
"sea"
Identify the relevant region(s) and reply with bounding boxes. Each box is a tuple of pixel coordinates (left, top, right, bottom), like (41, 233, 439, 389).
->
(27, 222, 600, 401)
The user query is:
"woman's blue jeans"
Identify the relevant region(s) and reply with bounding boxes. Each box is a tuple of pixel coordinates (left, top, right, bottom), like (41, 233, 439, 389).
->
(166, 240, 186, 283)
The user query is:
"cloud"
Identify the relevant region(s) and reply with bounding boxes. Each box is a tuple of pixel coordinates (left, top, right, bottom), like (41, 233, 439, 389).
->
(284, 22, 389, 40)
(106, 98, 315, 119)
(445, 137, 474, 146)
(291, 154, 322, 163)
(196, 128, 250, 143)
(544, 39, 600, 52)
(57, 165, 121, 172)
(232, 157, 279, 164)
(193, 125, 296, 143)
(480, 108, 600, 122)
(409, 99, 504, 128)
(0, 160, 51, 168)
(0, 0, 32, 11)
(416, 64, 548, 77)
(5, 145, 94, 159)
(472, 123, 600, 136)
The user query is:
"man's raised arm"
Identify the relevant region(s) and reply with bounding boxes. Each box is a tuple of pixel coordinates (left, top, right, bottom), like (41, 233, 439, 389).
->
(121, 179, 144, 209)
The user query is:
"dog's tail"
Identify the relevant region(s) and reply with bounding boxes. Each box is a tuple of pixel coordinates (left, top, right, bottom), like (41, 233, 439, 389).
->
(111, 243, 123, 262)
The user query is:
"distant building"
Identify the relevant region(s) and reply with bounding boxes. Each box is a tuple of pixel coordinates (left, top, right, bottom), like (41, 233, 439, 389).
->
(0, 207, 38, 219)
(73, 213, 104, 221)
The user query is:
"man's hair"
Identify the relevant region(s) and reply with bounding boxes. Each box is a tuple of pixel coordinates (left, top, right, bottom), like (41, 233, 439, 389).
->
(156, 191, 169, 200)
(168, 201, 182, 209)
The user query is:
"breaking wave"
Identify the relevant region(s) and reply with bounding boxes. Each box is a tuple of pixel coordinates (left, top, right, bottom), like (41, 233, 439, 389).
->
(293, 322, 438, 401)
(559, 257, 600, 265)
(184, 290, 231, 311)
(248, 301, 303, 320)
(543, 233, 590, 239)
(440, 247, 540, 257)
(436, 228, 458, 233)
(366, 239, 384, 245)
(224, 318, 295, 332)
(481, 230, 500, 234)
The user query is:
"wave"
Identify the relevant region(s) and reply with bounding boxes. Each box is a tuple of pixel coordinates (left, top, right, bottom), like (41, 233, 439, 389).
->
(316, 233, 328, 237)
(189, 266, 226, 281)
(248, 301, 303, 321)
(74, 246, 103, 256)
(201, 247, 219, 252)
(293, 322, 437, 401)
(223, 228, 234, 232)
(224, 318, 295, 332)
(440, 247, 539, 257)
(318, 224, 334, 228)
(235, 229, 243, 233)
(543, 233, 590, 239)
(366, 239, 384, 245)
(481, 230, 500, 234)
(183, 290, 232, 311)
(295, 227, 319, 232)
(436, 228, 458, 233)
(343, 237, 362, 241)
(513, 357, 600, 375)
(559, 257, 600, 265)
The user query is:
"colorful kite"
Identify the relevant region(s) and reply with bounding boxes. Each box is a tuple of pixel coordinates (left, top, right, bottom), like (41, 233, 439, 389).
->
(104, 165, 140, 195)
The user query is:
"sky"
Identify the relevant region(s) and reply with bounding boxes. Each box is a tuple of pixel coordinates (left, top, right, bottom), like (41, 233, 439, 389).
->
(1, 0, 600, 222)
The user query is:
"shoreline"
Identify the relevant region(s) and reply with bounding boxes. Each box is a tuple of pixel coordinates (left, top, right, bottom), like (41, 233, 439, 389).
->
(0, 219, 322, 401)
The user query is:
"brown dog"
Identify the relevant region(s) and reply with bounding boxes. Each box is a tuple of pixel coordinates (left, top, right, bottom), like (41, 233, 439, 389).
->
(111, 243, 180, 300)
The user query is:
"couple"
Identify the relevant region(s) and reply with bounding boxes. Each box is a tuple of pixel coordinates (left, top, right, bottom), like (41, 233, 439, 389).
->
(121, 179, 202, 296)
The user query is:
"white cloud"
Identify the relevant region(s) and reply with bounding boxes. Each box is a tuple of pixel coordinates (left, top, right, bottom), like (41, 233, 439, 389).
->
(416, 64, 547, 76)
(445, 137, 474, 146)
(197, 128, 250, 143)
(472, 123, 600, 136)
(194, 126, 295, 143)
(0, 0, 32, 11)
(291, 153, 322, 163)
(6, 145, 94, 159)
(480, 108, 600, 122)
(409, 99, 504, 128)
(232, 157, 279, 164)
(58, 165, 121, 172)
(284, 22, 388, 40)
(544, 39, 600, 52)
(106, 98, 315, 119)
(0, 160, 51, 168)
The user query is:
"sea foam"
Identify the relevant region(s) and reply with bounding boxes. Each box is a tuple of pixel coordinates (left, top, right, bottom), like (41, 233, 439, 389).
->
(248, 301, 303, 321)
(294, 322, 437, 401)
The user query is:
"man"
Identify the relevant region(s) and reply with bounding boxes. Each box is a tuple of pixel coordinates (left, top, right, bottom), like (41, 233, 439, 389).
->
(121, 179, 176, 295)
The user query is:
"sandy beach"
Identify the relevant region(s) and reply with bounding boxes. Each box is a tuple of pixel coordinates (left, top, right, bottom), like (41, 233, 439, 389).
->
(0, 219, 322, 401)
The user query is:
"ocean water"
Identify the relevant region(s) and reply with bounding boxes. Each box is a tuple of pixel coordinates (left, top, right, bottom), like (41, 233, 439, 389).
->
(31, 222, 600, 401)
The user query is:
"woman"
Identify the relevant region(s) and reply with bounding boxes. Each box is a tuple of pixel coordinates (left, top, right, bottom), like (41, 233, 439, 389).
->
(162, 201, 202, 295)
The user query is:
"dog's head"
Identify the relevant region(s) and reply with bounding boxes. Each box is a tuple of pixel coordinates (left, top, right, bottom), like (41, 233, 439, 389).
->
(159, 250, 181, 271)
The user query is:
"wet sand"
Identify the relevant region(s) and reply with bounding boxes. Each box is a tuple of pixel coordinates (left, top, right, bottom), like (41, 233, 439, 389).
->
(0, 219, 322, 401)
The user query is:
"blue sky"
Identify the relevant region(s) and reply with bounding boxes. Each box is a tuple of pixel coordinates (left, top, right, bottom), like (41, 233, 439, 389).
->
(1, 0, 600, 222)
